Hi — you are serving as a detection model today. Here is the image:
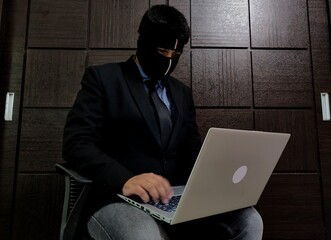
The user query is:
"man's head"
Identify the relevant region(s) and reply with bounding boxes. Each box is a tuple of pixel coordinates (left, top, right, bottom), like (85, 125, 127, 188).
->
(136, 5, 190, 79)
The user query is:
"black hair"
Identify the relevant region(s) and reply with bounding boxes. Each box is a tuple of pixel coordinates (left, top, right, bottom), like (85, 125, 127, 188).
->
(138, 5, 190, 45)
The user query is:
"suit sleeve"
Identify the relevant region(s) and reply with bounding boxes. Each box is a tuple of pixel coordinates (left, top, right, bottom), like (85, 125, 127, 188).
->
(180, 84, 202, 181)
(62, 66, 134, 192)
(186, 87, 202, 160)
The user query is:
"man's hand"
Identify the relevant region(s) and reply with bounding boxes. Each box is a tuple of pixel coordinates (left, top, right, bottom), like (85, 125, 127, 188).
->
(122, 173, 173, 204)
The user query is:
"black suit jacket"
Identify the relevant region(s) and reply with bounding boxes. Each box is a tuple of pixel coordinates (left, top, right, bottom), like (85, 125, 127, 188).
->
(63, 56, 201, 204)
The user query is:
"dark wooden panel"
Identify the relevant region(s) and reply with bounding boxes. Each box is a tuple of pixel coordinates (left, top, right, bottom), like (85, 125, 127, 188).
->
(0, 0, 3, 24)
(259, 174, 325, 239)
(169, 0, 190, 23)
(252, 50, 313, 107)
(255, 110, 318, 172)
(169, 0, 191, 87)
(319, 123, 331, 237)
(18, 108, 68, 172)
(28, 0, 88, 48)
(88, 50, 135, 66)
(171, 47, 191, 87)
(90, 0, 148, 48)
(191, 0, 249, 47)
(11, 174, 64, 240)
(196, 109, 253, 139)
(0, 0, 28, 238)
(24, 49, 86, 107)
(192, 49, 252, 107)
(250, 0, 309, 48)
(308, 0, 331, 234)
(150, 0, 166, 5)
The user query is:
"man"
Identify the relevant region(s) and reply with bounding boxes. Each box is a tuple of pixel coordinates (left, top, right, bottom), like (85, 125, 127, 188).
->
(63, 4, 263, 239)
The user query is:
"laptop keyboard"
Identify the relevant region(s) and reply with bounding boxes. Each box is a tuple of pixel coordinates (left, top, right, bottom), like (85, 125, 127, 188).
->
(148, 195, 181, 212)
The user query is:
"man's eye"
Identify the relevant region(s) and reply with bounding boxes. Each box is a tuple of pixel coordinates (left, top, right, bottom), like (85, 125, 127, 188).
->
(157, 48, 165, 52)
(172, 52, 182, 58)
(157, 49, 168, 55)
(157, 48, 182, 58)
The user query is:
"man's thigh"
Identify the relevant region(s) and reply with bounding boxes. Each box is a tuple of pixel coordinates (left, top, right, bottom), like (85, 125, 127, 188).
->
(161, 207, 263, 240)
(87, 202, 168, 240)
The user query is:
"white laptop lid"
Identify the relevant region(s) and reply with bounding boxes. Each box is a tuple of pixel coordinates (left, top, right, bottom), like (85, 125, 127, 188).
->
(171, 128, 290, 224)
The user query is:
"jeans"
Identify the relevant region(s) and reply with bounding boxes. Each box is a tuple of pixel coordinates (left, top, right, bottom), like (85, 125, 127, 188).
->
(87, 202, 263, 240)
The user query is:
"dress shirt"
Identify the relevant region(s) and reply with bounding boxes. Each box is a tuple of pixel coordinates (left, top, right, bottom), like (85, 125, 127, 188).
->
(135, 60, 172, 113)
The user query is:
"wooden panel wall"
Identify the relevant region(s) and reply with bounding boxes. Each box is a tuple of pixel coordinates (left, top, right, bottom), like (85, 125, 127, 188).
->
(0, 0, 3, 22)
(0, 0, 329, 239)
(191, 1, 325, 239)
(250, 0, 309, 48)
(309, 0, 331, 238)
(0, 0, 28, 239)
(28, 0, 89, 48)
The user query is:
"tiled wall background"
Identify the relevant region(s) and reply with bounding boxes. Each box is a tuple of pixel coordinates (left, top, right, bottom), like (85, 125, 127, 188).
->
(1, 0, 331, 239)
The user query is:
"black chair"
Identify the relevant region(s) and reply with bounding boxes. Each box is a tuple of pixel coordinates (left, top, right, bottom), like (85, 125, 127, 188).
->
(55, 163, 92, 240)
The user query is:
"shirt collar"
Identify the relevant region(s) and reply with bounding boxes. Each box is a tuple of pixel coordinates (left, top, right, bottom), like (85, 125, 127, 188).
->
(134, 56, 150, 82)
(134, 56, 164, 90)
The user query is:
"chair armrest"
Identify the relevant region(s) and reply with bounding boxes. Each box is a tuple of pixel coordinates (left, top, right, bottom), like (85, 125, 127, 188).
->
(55, 163, 92, 184)
(56, 162, 92, 240)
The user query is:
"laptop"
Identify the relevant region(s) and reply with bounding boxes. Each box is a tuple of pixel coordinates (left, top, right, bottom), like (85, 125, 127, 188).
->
(117, 127, 290, 225)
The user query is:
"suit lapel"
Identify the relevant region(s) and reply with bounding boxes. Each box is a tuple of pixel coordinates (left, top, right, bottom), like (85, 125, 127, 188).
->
(121, 57, 162, 147)
(165, 77, 184, 151)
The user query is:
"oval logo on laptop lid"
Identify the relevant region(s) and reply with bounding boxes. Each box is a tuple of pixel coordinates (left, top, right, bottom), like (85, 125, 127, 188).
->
(232, 166, 248, 184)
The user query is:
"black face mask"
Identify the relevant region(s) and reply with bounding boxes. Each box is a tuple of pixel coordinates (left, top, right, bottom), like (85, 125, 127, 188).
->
(136, 35, 184, 79)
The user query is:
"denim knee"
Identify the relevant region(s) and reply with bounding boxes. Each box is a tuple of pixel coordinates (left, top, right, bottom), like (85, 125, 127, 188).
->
(240, 207, 264, 240)
(87, 203, 167, 240)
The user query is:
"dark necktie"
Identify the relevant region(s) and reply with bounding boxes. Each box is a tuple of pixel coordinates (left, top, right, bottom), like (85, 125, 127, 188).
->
(145, 79, 173, 148)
